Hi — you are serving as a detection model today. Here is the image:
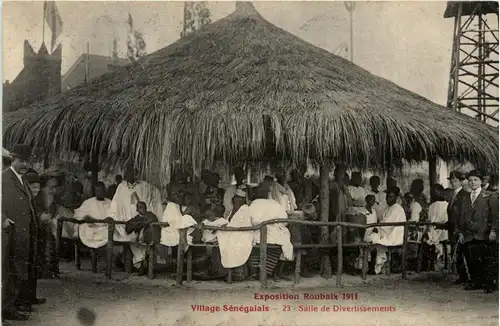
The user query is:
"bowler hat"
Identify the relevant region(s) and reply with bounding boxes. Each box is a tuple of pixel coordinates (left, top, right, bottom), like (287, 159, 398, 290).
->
(448, 171, 465, 181)
(10, 144, 32, 161)
(467, 170, 483, 180)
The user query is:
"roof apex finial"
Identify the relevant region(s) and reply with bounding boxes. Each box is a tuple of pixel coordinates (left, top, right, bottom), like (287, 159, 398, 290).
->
(234, 2, 258, 16)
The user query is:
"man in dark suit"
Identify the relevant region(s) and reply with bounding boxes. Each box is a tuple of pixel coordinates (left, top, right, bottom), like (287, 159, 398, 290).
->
(455, 170, 498, 293)
(446, 171, 469, 284)
(1, 145, 46, 321)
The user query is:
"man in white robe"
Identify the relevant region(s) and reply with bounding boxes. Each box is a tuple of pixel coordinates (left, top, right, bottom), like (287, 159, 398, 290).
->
(107, 167, 163, 272)
(373, 187, 406, 274)
(73, 182, 111, 249)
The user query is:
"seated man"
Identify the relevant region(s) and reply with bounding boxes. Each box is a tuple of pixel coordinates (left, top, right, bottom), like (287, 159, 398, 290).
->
(73, 182, 111, 271)
(372, 187, 406, 274)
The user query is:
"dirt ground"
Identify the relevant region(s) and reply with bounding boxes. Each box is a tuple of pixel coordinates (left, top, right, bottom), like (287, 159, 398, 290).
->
(10, 260, 499, 326)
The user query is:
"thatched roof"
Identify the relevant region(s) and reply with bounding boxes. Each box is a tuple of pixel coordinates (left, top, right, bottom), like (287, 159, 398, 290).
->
(3, 2, 498, 183)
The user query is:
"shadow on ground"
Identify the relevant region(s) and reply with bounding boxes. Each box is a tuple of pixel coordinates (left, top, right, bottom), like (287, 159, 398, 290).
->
(9, 260, 499, 326)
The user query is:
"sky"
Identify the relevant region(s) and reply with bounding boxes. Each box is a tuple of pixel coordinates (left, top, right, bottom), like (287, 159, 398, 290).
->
(3, 0, 458, 106)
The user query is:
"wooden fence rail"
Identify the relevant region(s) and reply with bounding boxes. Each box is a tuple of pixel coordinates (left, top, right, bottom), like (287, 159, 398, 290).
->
(56, 217, 447, 287)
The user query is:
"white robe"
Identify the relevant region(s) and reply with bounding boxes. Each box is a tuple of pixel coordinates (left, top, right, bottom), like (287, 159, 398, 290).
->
(50, 205, 79, 239)
(201, 218, 228, 243)
(73, 197, 111, 248)
(249, 199, 294, 261)
(372, 203, 406, 274)
(426, 201, 448, 259)
(216, 205, 254, 268)
(375, 203, 406, 246)
(159, 202, 197, 247)
(107, 181, 163, 265)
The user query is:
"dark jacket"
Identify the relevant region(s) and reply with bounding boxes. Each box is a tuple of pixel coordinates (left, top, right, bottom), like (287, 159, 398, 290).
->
(447, 188, 469, 234)
(456, 189, 499, 242)
(1, 168, 38, 280)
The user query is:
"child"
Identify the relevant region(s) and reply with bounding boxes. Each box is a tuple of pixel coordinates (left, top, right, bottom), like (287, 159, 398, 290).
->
(201, 205, 227, 243)
(125, 201, 159, 244)
(354, 195, 379, 271)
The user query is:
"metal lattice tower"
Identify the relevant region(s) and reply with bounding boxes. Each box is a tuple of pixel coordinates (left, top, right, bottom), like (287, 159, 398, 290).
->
(445, 1, 499, 126)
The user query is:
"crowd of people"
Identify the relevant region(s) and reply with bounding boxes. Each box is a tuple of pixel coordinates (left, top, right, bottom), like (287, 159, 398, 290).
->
(2, 144, 498, 322)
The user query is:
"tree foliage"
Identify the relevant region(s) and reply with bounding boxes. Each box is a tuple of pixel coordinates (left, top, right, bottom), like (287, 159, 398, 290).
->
(181, 2, 212, 38)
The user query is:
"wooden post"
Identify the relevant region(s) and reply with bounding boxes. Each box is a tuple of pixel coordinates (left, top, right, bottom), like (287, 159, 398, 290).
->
(259, 225, 268, 288)
(186, 248, 193, 282)
(91, 249, 98, 273)
(319, 162, 332, 279)
(148, 243, 156, 280)
(227, 268, 233, 284)
(402, 223, 409, 280)
(55, 219, 63, 276)
(429, 156, 437, 190)
(176, 229, 187, 285)
(124, 244, 133, 274)
(74, 242, 81, 270)
(336, 225, 343, 286)
(91, 152, 99, 188)
(361, 245, 370, 281)
(294, 251, 301, 285)
(106, 222, 115, 279)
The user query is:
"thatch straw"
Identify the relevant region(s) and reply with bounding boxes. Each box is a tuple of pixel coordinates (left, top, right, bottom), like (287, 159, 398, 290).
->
(3, 2, 498, 185)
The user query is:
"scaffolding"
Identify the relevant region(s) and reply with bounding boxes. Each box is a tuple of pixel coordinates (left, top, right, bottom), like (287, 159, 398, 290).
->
(445, 1, 499, 126)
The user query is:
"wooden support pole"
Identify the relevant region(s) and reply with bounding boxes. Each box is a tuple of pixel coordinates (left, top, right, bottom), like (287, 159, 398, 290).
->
(91, 249, 98, 273)
(319, 162, 332, 279)
(259, 225, 268, 288)
(336, 225, 343, 286)
(429, 156, 438, 191)
(402, 224, 409, 280)
(186, 248, 193, 283)
(91, 151, 99, 188)
(294, 251, 301, 285)
(74, 242, 81, 270)
(148, 243, 156, 280)
(55, 219, 63, 276)
(106, 223, 115, 279)
(176, 229, 187, 285)
(361, 245, 369, 281)
(124, 244, 133, 274)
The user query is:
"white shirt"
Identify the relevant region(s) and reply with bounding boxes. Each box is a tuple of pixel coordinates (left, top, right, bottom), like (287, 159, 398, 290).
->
(454, 186, 463, 195)
(10, 166, 24, 185)
(470, 187, 482, 203)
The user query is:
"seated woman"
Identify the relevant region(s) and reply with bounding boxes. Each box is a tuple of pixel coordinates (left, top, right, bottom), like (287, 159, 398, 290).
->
(247, 186, 294, 279)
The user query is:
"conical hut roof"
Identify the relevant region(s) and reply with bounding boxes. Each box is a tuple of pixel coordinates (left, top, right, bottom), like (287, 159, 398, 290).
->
(3, 2, 498, 183)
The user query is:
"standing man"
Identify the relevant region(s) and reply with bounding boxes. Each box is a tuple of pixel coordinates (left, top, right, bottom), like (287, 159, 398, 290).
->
(107, 164, 163, 275)
(106, 174, 123, 200)
(456, 170, 498, 293)
(2, 145, 46, 321)
(446, 171, 469, 284)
